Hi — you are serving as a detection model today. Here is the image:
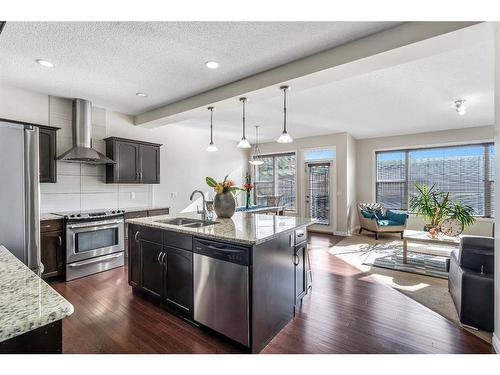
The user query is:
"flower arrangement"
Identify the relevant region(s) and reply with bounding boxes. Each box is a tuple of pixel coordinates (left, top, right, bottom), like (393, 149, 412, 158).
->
(243, 172, 253, 192)
(243, 172, 253, 209)
(205, 175, 243, 195)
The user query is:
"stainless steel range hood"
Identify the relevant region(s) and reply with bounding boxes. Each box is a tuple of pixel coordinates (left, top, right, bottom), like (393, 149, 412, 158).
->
(57, 99, 116, 164)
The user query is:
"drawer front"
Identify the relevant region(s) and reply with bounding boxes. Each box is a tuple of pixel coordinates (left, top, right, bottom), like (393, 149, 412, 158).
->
(40, 219, 63, 233)
(295, 227, 307, 245)
(137, 226, 163, 245)
(124, 210, 148, 220)
(148, 208, 169, 217)
(163, 230, 192, 251)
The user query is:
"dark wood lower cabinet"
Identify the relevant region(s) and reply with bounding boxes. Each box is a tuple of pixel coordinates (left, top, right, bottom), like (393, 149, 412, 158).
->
(128, 225, 193, 319)
(40, 220, 64, 279)
(141, 240, 163, 298)
(162, 246, 193, 318)
(0, 320, 62, 354)
(294, 242, 307, 305)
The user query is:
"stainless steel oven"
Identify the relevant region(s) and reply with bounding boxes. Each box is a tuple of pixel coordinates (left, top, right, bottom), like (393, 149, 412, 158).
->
(59, 210, 125, 281)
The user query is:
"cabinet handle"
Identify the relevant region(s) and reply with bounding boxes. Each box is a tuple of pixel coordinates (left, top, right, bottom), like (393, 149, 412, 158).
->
(157, 251, 164, 265)
(41, 224, 51, 229)
(134, 231, 140, 241)
(293, 254, 300, 266)
(58, 236, 62, 246)
(140, 171, 143, 181)
(161, 252, 167, 266)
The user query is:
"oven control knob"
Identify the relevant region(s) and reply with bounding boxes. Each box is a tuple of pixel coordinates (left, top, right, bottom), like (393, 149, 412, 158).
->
(112, 210, 116, 214)
(70, 214, 75, 218)
(77, 214, 81, 217)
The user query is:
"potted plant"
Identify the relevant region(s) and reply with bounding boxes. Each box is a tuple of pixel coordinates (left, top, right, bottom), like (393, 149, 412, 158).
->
(206, 175, 243, 218)
(409, 183, 476, 232)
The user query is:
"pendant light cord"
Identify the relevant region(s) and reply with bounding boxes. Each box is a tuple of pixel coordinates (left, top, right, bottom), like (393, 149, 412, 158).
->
(281, 86, 288, 133)
(240, 97, 247, 139)
(208, 106, 214, 143)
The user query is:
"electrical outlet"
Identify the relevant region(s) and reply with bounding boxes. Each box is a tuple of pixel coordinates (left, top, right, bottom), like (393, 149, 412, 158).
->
(171, 192, 178, 199)
(130, 192, 136, 199)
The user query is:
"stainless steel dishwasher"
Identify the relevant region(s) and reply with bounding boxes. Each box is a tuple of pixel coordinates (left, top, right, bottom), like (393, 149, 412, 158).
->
(193, 237, 249, 347)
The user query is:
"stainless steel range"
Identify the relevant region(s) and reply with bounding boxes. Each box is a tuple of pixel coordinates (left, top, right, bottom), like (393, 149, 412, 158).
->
(53, 209, 125, 281)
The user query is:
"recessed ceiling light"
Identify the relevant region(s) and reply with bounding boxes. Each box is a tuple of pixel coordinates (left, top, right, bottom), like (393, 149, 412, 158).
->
(136, 92, 148, 98)
(455, 99, 466, 115)
(36, 59, 54, 68)
(205, 61, 219, 69)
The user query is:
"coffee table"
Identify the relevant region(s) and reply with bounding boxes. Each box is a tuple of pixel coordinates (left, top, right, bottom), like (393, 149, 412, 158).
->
(402, 229, 461, 264)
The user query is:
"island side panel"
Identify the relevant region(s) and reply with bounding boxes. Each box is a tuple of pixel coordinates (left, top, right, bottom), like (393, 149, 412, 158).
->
(251, 230, 294, 353)
(0, 320, 62, 354)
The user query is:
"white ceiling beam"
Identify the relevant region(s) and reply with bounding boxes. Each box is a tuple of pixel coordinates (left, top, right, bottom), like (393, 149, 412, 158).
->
(134, 22, 480, 128)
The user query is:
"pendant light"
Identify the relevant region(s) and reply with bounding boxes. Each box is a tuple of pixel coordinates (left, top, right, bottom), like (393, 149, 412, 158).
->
(277, 85, 293, 143)
(249, 125, 264, 166)
(237, 97, 251, 148)
(206, 106, 218, 152)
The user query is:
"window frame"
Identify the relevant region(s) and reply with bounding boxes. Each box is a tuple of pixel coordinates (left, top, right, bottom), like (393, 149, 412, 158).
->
(253, 151, 297, 211)
(374, 142, 495, 218)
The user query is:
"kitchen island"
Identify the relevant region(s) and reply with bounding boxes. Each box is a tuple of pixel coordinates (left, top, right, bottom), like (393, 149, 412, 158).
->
(126, 212, 314, 353)
(0, 245, 73, 353)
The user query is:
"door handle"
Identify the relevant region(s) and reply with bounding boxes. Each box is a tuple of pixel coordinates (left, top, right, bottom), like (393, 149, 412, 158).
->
(69, 253, 122, 267)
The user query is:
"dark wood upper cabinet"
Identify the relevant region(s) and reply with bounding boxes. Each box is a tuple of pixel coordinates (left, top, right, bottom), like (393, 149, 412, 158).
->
(104, 137, 161, 184)
(0, 118, 59, 183)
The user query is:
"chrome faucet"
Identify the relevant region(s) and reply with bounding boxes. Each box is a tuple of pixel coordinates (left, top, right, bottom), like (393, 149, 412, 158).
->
(190, 190, 207, 221)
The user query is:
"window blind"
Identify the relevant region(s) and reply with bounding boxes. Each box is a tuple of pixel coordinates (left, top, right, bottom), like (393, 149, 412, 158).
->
(375, 143, 495, 217)
(254, 153, 296, 209)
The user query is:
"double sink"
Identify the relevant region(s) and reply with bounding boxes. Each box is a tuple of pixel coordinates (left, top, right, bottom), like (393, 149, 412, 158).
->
(155, 217, 219, 228)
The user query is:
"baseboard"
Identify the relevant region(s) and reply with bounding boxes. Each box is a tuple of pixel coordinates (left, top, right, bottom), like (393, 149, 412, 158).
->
(493, 332, 500, 353)
(334, 231, 349, 236)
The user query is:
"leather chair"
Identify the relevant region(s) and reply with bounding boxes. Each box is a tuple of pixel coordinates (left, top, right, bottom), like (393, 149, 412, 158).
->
(448, 236, 494, 332)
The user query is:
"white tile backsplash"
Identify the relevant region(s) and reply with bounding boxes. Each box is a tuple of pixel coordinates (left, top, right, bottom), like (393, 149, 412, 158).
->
(41, 97, 153, 214)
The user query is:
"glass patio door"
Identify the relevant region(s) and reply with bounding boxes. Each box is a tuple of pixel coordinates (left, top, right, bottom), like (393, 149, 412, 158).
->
(306, 162, 332, 228)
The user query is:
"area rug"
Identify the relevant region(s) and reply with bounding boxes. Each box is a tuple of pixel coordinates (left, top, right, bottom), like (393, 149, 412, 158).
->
(327, 234, 492, 343)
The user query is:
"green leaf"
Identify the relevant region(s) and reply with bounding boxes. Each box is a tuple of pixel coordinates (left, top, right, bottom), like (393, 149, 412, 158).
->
(205, 176, 217, 187)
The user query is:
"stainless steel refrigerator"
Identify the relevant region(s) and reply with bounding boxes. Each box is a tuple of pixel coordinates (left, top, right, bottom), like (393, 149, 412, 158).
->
(0, 120, 41, 274)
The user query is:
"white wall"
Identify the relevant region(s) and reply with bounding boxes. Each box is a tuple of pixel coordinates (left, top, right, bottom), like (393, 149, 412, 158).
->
(106, 111, 247, 214)
(493, 25, 500, 354)
(0, 84, 247, 214)
(257, 132, 351, 235)
(356, 125, 495, 237)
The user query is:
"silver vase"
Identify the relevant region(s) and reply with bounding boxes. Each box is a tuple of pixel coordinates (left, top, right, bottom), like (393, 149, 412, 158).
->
(214, 192, 236, 218)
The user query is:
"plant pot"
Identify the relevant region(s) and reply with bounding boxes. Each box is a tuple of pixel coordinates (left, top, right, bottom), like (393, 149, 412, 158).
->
(424, 224, 440, 232)
(214, 192, 236, 218)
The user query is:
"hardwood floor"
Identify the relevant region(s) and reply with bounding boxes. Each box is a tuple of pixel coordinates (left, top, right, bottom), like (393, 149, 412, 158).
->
(51, 233, 493, 354)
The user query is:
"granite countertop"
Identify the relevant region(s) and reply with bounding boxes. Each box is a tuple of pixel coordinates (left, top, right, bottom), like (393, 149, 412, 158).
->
(126, 212, 315, 246)
(0, 245, 73, 343)
(40, 213, 62, 221)
(122, 206, 170, 214)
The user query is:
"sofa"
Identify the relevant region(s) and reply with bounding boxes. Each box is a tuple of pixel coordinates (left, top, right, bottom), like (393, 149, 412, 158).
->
(448, 236, 494, 332)
(357, 203, 408, 240)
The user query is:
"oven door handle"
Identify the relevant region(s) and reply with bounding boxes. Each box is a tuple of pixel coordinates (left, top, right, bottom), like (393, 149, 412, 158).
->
(68, 253, 123, 267)
(67, 219, 124, 229)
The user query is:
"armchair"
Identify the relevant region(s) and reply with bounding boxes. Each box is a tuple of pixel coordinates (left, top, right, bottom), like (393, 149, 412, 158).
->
(357, 203, 408, 240)
(448, 236, 494, 332)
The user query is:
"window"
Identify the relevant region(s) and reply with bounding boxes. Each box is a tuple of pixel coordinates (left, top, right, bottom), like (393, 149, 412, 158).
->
(375, 143, 495, 217)
(303, 148, 335, 161)
(254, 153, 296, 210)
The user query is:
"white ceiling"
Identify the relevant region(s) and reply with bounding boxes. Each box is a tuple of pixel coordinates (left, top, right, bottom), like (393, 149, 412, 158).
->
(0, 21, 400, 114)
(177, 32, 494, 141)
